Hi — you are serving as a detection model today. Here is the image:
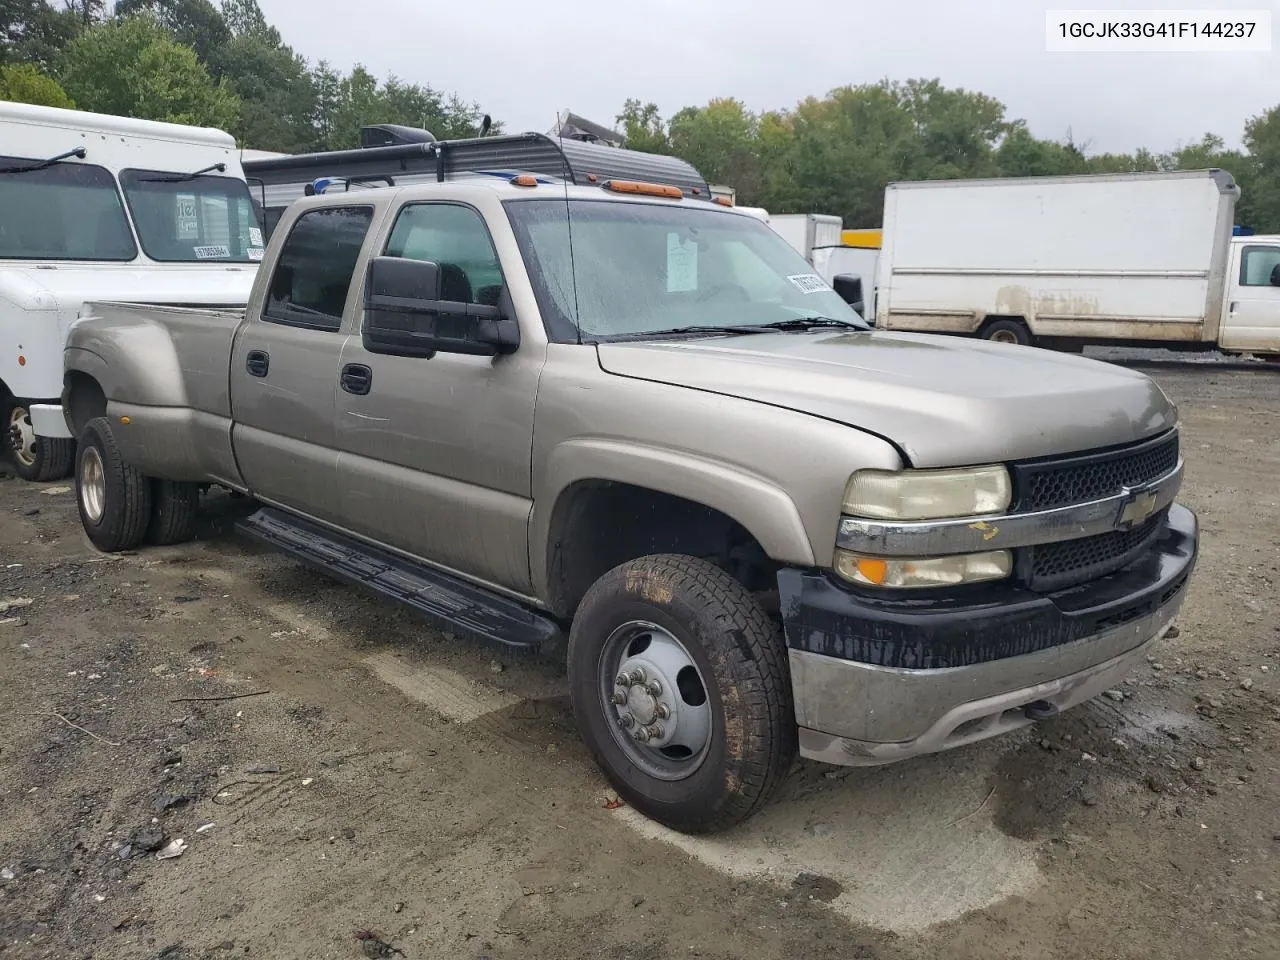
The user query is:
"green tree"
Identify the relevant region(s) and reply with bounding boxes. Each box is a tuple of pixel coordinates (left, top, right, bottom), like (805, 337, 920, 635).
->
(0, 61, 75, 107)
(667, 97, 762, 196)
(58, 15, 240, 129)
(114, 0, 231, 65)
(1242, 107, 1280, 231)
(617, 98, 669, 154)
(1, 0, 81, 68)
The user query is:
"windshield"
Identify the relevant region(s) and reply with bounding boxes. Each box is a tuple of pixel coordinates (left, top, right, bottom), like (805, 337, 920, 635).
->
(0, 156, 136, 262)
(119, 169, 264, 264)
(503, 198, 869, 341)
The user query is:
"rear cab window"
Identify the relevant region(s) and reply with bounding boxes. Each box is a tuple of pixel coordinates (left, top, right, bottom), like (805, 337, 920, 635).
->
(263, 206, 375, 332)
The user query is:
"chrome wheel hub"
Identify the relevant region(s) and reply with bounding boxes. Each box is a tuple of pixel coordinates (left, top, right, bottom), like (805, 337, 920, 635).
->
(7, 405, 36, 467)
(601, 621, 713, 781)
(80, 446, 106, 524)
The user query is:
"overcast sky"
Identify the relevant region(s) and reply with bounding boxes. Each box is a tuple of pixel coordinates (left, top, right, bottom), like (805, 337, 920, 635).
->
(257, 0, 1278, 154)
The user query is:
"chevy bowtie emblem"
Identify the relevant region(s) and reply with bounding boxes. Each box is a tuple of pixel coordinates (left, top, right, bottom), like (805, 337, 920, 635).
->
(1117, 489, 1159, 529)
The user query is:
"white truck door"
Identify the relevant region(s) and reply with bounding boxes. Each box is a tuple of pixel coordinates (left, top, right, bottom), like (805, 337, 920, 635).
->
(1221, 241, 1280, 354)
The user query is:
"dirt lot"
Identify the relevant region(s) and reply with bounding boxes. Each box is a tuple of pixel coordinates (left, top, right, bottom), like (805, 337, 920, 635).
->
(1, 363, 1277, 960)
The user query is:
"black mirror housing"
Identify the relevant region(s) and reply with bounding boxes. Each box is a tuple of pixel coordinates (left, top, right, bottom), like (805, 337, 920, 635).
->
(1270, 263, 1280, 287)
(362, 256, 519, 358)
(831, 273, 866, 318)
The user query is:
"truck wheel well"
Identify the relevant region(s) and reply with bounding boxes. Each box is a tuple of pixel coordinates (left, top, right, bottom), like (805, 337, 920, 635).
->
(545, 481, 780, 620)
(64, 372, 107, 437)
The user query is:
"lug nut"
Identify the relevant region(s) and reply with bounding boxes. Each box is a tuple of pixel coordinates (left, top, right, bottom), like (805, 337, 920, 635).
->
(618, 713, 634, 728)
(646, 723, 664, 739)
(612, 691, 628, 705)
(646, 680, 662, 696)
(654, 703, 670, 720)
(615, 673, 629, 687)
(632, 727, 650, 742)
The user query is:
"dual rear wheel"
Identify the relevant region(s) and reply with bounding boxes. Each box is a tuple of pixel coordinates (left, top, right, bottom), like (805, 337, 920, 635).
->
(76, 417, 199, 552)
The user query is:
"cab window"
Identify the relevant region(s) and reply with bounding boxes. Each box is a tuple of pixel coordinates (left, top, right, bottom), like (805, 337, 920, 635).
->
(1239, 245, 1280, 287)
(383, 203, 506, 307)
(263, 206, 374, 331)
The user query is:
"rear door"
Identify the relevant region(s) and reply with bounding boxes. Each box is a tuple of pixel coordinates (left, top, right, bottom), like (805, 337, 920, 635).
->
(1221, 241, 1280, 352)
(229, 204, 376, 520)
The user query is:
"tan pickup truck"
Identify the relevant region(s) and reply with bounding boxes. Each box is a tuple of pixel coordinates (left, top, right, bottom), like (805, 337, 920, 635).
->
(61, 146, 1198, 834)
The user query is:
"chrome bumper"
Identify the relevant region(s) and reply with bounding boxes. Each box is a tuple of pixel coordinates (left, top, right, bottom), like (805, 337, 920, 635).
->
(782, 501, 1197, 767)
(793, 602, 1179, 766)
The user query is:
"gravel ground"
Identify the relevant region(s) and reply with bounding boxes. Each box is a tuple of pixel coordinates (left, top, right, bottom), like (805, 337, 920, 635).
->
(0, 362, 1277, 960)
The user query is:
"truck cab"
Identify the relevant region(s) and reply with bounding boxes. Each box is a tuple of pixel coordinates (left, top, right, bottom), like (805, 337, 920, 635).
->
(1, 102, 261, 482)
(1220, 234, 1280, 355)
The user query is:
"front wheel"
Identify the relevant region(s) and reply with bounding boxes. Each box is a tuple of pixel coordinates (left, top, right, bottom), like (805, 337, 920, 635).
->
(567, 554, 796, 833)
(4, 399, 74, 482)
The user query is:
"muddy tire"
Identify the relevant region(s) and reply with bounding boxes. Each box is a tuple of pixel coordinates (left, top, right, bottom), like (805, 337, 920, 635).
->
(4, 398, 75, 482)
(567, 554, 795, 834)
(76, 417, 151, 553)
(146, 479, 200, 545)
(980, 318, 1033, 346)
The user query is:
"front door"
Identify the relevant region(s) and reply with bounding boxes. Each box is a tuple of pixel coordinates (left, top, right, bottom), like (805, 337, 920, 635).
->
(1221, 242, 1280, 353)
(229, 204, 376, 521)
(333, 201, 544, 594)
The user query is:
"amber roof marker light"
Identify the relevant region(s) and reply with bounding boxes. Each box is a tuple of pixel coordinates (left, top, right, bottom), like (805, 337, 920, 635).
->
(600, 179, 684, 200)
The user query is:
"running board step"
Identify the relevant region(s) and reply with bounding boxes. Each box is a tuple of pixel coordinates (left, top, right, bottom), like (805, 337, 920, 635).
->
(235, 508, 562, 653)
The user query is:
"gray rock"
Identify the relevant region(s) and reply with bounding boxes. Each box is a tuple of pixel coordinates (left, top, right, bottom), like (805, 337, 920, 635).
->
(1191, 757, 1206, 771)
(0, 866, 14, 883)
(1103, 689, 1125, 702)
(1196, 669, 1210, 680)
(489, 660, 504, 674)
(1166, 625, 1181, 639)
(1240, 678, 1254, 691)
(132, 828, 165, 852)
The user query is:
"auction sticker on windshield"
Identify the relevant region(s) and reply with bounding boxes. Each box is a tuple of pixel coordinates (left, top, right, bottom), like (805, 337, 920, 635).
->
(176, 193, 199, 240)
(193, 245, 231, 260)
(788, 273, 830, 294)
(667, 232, 698, 292)
(249, 227, 264, 246)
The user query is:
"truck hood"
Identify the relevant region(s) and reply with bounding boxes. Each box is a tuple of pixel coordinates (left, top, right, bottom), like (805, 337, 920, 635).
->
(0, 264, 255, 319)
(595, 330, 1176, 467)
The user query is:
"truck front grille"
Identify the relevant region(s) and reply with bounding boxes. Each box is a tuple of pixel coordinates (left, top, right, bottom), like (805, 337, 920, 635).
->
(1025, 509, 1167, 592)
(1012, 430, 1179, 512)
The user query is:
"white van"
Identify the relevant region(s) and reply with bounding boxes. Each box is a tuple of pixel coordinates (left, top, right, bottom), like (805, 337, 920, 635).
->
(1, 102, 261, 481)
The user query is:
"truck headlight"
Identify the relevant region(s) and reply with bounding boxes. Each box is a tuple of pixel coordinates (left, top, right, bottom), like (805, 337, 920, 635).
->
(833, 549, 1012, 588)
(842, 465, 1011, 520)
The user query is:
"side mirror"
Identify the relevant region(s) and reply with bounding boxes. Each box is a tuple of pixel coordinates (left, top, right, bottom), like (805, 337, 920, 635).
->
(362, 256, 518, 358)
(1270, 263, 1280, 287)
(831, 273, 865, 318)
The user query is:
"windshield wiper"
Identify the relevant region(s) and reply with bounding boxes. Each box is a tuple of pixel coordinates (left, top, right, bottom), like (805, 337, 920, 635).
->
(758, 316, 868, 331)
(139, 162, 227, 183)
(0, 146, 87, 175)
(602, 324, 776, 341)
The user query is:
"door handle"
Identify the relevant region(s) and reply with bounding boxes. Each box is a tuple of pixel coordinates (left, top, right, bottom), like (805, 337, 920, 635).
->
(1229, 301, 1238, 312)
(246, 349, 269, 377)
(340, 363, 372, 395)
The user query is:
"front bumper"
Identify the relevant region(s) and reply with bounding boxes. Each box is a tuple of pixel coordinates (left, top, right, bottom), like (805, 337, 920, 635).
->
(778, 502, 1198, 766)
(29, 402, 72, 440)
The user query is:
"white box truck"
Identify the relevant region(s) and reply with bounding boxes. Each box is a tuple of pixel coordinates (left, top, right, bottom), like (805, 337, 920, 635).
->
(1, 102, 262, 482)
(874, 170, 1280, 358)
(769, 213, 843, 263)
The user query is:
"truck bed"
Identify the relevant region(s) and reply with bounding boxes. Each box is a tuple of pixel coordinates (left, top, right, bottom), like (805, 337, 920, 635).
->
(68, 300, 248, 486)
